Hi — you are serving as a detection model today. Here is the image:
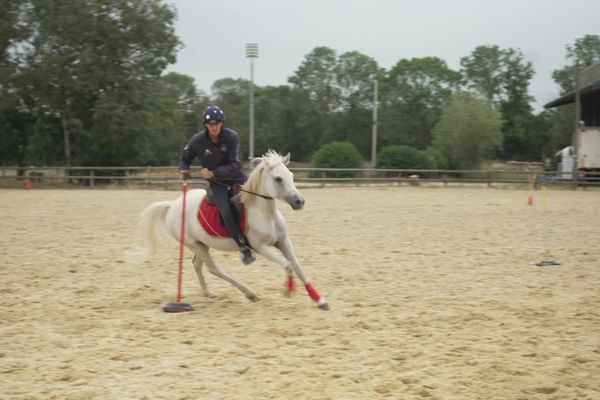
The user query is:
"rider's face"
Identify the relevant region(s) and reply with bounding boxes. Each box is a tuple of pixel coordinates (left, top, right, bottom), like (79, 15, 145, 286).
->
(206, 122, 223, 141)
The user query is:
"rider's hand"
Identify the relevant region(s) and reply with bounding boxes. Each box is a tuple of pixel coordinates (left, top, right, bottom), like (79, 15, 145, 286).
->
(180, 170, 191, 181)
(200, 168, 214, 180)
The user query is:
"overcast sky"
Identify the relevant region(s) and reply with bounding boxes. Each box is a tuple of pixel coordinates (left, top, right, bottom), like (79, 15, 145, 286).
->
(166, 0, 599, 111)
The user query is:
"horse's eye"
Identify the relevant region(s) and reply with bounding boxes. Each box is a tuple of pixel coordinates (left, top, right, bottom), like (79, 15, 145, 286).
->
(274, 176, 283, 183)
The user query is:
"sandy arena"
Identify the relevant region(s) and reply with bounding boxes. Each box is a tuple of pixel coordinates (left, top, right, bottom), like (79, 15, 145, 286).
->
(1, 186, 599, 399)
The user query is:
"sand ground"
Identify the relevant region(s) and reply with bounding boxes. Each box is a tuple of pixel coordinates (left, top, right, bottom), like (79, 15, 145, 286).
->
(1, 186, 599, 400)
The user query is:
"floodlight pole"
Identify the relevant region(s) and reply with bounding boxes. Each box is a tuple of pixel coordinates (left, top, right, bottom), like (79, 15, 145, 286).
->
(370, 75, 379, 168)
(246, 43, 258, 160)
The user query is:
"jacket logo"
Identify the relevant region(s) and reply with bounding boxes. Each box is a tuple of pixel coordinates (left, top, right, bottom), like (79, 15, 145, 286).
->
(220, 145, 227, 153)
(204, 149, 212, 155)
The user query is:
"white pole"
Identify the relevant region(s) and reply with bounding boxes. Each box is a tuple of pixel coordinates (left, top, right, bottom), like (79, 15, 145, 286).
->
(371, 78, 378, 168)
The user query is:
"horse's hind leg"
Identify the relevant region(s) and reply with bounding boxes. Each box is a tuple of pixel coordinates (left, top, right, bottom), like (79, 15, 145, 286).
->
(194, 245, 257, 302)
(282, 265, 296, 297)
(191, 253, 215, 298)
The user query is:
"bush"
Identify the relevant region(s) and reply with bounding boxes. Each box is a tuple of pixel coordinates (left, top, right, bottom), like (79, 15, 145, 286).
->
(424, 148, 449, 170)
(378, 145, 436, 170)
(310, 141, 364, 178)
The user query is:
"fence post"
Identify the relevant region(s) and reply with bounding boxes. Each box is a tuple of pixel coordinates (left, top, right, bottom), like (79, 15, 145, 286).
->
(90, 170, 95, 188)
(487, 171, 492, 188)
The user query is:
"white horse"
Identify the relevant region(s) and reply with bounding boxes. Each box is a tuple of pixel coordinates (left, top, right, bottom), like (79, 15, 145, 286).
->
(139, 150, 329, 310)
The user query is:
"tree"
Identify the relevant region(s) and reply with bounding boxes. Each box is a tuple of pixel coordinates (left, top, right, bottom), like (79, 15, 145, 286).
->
(5, 0, 180, 166)
(160, 72, 209, 135)
(211, 78, 251, 158)
(381, 57, 460, 149)
(460, 45, 535, 159)
(82, 73, 206, 166)
(460, 45, 505, 105)
(288, 47, 339, 145)
(287, 48, 382, 159)
(552, 35, 600, 93)
(432, 93, 503, 169)
(253, 85, 317, 161)
(329, 51, 380, 157)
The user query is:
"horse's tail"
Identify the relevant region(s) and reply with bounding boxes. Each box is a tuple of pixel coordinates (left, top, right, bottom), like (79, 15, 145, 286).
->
(127, 200, 171, 265)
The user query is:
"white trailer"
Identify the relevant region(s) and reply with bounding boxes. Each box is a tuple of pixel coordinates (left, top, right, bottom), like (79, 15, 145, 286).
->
(578, 127, 600, 170)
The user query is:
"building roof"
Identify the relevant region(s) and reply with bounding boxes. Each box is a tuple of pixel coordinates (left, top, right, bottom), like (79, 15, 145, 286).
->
(544, 62, 600, 108)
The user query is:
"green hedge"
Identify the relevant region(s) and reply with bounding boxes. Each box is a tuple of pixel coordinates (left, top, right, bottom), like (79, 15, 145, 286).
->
(310, 142, 364, 178)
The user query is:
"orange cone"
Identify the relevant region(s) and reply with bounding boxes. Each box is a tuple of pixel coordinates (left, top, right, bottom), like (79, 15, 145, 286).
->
(527, 195, 533, 206)
(24, 180, 34, 189)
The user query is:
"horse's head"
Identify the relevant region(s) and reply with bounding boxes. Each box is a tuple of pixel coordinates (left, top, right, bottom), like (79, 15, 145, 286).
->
(244, 150, 304, 210)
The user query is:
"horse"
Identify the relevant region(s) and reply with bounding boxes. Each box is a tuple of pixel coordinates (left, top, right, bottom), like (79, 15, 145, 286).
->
(138, 150, 329, 310)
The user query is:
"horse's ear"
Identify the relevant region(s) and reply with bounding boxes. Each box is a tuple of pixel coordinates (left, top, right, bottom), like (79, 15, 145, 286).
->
(283, 153, 291, 165)
(250, 157, 263, 169)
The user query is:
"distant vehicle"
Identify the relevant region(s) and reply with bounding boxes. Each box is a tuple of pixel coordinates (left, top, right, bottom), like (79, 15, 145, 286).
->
(553, 127, 600, 180)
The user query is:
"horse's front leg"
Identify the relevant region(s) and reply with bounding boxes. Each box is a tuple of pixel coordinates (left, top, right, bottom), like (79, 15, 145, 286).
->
(258, 240, 329, 310)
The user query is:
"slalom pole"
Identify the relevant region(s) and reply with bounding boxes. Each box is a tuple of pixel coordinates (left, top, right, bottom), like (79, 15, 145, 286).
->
(163, 180, 193, 312)
(536, 185, 560, 267)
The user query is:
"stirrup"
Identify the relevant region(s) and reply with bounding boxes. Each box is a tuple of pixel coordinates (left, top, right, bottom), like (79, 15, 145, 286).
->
(240, 247, 255, 265)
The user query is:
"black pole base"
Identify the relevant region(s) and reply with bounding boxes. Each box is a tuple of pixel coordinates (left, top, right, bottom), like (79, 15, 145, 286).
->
(536, 260, 560, 267)
(163, 302, 193, 313)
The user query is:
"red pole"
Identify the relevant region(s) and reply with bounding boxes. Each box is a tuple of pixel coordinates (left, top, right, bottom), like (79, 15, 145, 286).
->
(176, 182, 188, 303)
(163, 181, 193, 313)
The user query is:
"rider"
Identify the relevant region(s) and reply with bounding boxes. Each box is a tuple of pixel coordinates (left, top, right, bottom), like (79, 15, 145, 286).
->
(179, 105, 255, 265)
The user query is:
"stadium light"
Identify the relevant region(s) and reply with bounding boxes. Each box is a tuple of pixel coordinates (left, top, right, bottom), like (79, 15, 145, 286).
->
(246, 43, 258, 159)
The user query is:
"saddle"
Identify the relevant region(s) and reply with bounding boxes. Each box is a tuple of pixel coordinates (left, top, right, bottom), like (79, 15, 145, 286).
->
(197, 186, 247, 237)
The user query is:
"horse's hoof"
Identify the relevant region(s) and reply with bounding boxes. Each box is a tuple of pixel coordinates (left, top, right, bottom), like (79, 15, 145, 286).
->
(246, 294, 259, 302)
(283, 289, 294, 297)
(317, 300, 330, 310)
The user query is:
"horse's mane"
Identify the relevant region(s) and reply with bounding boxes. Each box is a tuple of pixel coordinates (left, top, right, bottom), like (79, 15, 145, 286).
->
(238, 150, 284, 206)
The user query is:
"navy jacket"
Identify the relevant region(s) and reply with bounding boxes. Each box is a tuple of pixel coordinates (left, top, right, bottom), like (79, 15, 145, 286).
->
(179, 127, 247, 183)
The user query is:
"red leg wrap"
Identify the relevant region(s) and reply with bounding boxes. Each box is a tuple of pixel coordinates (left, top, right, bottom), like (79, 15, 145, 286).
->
(287, 276, 296, 292)
(305, 283, 321, 302)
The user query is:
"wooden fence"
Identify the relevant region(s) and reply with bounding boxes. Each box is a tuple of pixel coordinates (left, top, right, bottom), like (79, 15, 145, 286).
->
(1, 165, 599, 190)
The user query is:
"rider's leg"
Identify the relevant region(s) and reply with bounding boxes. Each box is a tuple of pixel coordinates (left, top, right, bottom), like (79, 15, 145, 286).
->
(211, 184, 255, 265)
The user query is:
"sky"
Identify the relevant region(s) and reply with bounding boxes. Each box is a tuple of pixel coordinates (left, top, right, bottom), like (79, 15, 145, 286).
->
(166, 0, 600, 111)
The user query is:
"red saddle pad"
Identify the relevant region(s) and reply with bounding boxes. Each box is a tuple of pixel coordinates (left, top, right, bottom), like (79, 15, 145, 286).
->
(197, 197, 247, 237)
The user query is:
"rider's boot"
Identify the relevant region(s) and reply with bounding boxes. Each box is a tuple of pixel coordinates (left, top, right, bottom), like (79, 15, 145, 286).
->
(239, 241, 256, 265)
(221, 209, 255, 265)
(232, 229, 255, 265)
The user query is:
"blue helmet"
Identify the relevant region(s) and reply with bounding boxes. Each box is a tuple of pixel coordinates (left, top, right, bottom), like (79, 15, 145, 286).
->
(203, 105, 225, 124)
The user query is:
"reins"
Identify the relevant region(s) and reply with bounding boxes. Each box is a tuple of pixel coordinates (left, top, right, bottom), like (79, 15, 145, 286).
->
(212, 180, 274, 200)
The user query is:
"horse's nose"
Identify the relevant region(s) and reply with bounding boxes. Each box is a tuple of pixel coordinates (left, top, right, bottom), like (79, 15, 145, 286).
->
(292, 196, 305, 210)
